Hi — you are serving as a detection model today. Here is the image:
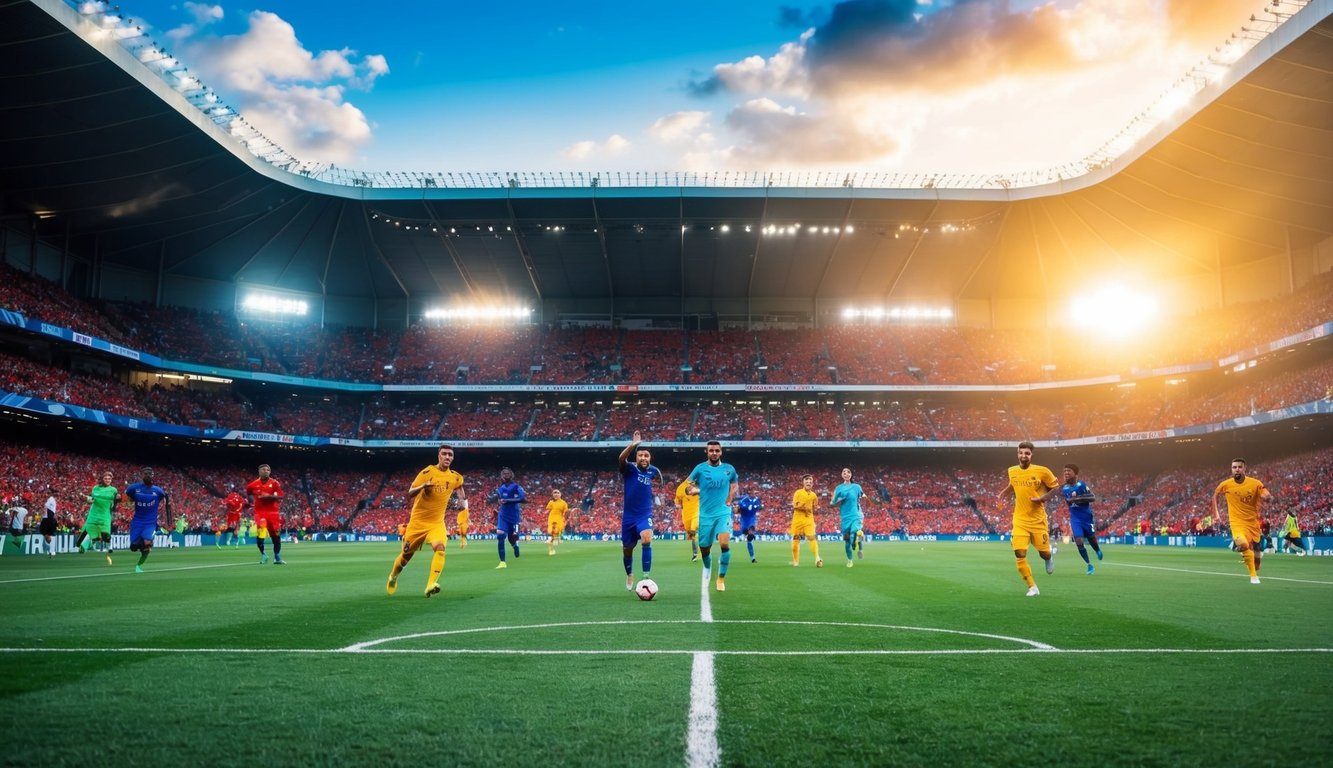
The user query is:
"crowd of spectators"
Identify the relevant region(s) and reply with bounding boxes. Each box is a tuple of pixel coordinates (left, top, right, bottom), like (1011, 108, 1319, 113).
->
(3, 264, 1331, 388)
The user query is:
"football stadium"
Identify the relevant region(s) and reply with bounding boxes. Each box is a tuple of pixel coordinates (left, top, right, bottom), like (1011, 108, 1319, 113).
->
(2, 1, 1331, 766)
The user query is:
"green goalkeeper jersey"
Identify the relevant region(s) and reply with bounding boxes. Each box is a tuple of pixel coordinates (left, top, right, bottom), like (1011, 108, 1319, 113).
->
(87, 485, 117, 524)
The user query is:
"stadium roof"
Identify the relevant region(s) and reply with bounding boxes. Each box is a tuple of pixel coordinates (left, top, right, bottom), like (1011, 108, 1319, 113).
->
(2, 0, 1331, 315)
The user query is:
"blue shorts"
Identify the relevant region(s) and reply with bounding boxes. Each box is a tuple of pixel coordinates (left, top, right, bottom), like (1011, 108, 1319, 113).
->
(739, 514, 758, 533)
(129, 520, 156, 545)
(1069, 514, 1097, 539)
(841, 519, 863, 537)
(495, 517, 520, 536)
(620, 518, 652, 547)
(699, 516, 731, 548)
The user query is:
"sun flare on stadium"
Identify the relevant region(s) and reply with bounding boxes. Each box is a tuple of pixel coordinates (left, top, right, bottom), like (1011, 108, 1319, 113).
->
(1067, 285, 1159, 340)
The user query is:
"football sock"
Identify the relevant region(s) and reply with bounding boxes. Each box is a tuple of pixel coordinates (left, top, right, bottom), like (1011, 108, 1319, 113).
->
(1077, 544, 1090, 564)
(746, 538, 755, 560)
(810, 540, 820, 559)
(497, 533, 507, 562)
(137, 551, 149, 566)
(428, 550, 444, 586)
(272, 537, 282, 556)
(390, 554, 407, 581)
(510, 536, 520, 558)
(257, 540, 266, 555)
(623, 549, 634, 575)
(691, 539, 699, 557)
(702, 551, 712, 570)
(791, 540, 799, 563)
(1016, 558, 1035, 587)
(1241, 549, 1256, 576)
(1088, 536, 1102, 554)
(719, 547, 731, 577)
(75, 531, 88, 549)
(844, 538, 854, 561)
(642, 543, 652, 574)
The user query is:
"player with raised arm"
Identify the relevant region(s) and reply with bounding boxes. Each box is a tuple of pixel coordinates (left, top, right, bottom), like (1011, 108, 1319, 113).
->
(618, 431, 662, 591)
(1212, 458, 1273, 584)
(494, 468, 526, 569)
(674, 475, 700, 562)
(76, 470, 118, 565)
(387, 444, 466, 597)
(1037, 463, 1103, 574)
(546, 489, 568, 556)
(831, 468, 865, 567)
(790, 474, 822, 567)
(736, 487, 762, 563)
(997, 441, 1059, 597)
(124, 467, 171, 573)
(245, 464, 285, 565)
(686, 440, 739, 592)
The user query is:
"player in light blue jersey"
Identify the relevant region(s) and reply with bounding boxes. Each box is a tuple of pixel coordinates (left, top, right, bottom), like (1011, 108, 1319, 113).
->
(735, 488, 762, 563)
(124, 467, 171, 573)
(686, 440, 739, 592)
(831, 468, 865, 567)
(1037, 463, 1103, 574)
(618, 431, 662, 591)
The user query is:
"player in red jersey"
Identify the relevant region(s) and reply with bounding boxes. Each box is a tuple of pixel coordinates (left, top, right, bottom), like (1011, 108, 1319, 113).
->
(218, 488, 249, 548)
(245, 464, 286, 565)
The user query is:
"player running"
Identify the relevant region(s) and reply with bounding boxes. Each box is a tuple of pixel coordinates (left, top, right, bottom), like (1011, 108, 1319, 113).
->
(997, 441, 1059, 597)
(735, 487, 762, 563)
(1038, 463, 1104, 574)
(686, 440, 738, 592)
(245, 464, 286, 565)
(831, 468, 865, 567)
(674, 476, 700, 562)
(494, 468, 526, 569)
(790, 474, 822, 567)
(545, 489, 568, 556)
(76, 470, 119, 565)
(219, 488, 248, 548)
(124, 467, 171, 573)
(1212, 458, 1273, 584)
(387, 444, 466, 597)
(618, 431, 661, 591)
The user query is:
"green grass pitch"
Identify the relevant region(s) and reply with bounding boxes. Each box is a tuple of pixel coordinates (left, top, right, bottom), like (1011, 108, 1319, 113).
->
(2, 539, 1330, 767)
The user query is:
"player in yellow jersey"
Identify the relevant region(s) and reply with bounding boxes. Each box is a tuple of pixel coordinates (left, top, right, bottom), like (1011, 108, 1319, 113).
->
(546, 489, 568, 555)
(790, 474, 823, 567)
(387, 444, 467, 598)
(675, 477, 700, 562)
(1212, 458, 1273, 584)
(996, 441, 1058, 597)
(455, 496, 470, 549)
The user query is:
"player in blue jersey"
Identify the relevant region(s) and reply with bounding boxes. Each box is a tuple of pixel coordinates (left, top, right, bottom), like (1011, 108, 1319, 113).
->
(124, 467, 171, 573)
(494, 468, 525, 569)
(735, 488, 762, 563)
(618, 431, 662, 591)
(831, 468, 865, 567)
(686, 440, 739, 592)
(1038, 463, 1103, 574)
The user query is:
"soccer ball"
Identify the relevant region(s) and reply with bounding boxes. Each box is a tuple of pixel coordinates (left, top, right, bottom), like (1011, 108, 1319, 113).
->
(635, 579, 658, 601)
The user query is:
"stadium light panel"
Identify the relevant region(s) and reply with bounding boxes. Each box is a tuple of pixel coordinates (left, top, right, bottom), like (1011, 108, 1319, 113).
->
(242, 292, 308, 316)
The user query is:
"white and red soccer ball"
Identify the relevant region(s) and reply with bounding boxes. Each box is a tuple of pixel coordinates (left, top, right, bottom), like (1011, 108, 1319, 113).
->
(635, 578, 658, 601)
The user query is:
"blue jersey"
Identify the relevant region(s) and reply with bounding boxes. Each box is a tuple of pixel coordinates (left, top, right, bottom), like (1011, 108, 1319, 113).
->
(736, 495, 762, 527)
(687, 462, 738, 522)
(1060, 481, 1095, 521)
(620, 463, 661, 523)
(496, 481, 526, 524)
(124, 483, 167, 523)
(832, 482, 864, 524)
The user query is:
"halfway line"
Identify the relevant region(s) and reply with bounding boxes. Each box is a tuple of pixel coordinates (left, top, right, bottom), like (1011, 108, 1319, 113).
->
(687, 560, 719, 768)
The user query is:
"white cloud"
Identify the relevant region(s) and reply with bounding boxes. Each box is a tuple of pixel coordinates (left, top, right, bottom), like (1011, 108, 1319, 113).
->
(560, 134, 631, 161)
(166, 9, 386, 164)
(648, 111, 712, 143)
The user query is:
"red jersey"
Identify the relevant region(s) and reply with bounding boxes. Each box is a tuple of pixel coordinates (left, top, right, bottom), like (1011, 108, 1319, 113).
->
(223, 492, 247, 523)
(245, 478, 284, 515)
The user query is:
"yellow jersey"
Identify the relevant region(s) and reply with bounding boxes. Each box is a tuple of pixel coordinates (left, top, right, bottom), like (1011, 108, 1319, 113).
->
(546, 498, 568, 523)
(1214, 476, 1266, 528)
(1006, 464, 1058, 529)
(792, 488, 818, 519)
(675, 480, 700, 517)
(409, 465, 464, 523)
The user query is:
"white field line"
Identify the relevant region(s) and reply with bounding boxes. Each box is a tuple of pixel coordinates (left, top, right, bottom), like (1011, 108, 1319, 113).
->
(688, 557, 719, 768)
(1107, 561, 1333, 585)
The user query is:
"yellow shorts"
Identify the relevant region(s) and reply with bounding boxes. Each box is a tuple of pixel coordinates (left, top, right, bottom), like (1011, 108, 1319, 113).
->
(548, 520, 565, 537)
(790, 515, 816, 539)
(1011, 522, 1050, 554)
(455, 511, 469, 533)
(1230, 520, 1260, 548)
(681, 512, 699, 533)
(403, 519, 447, 552)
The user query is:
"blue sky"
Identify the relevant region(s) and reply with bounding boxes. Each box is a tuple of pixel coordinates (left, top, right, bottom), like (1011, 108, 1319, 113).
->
(113, 0, 1262, 175)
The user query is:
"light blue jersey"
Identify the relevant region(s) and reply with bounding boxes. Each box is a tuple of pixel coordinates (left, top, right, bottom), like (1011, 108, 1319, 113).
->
(687, 462, 738, 522)
(832, 482, 864, 527)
